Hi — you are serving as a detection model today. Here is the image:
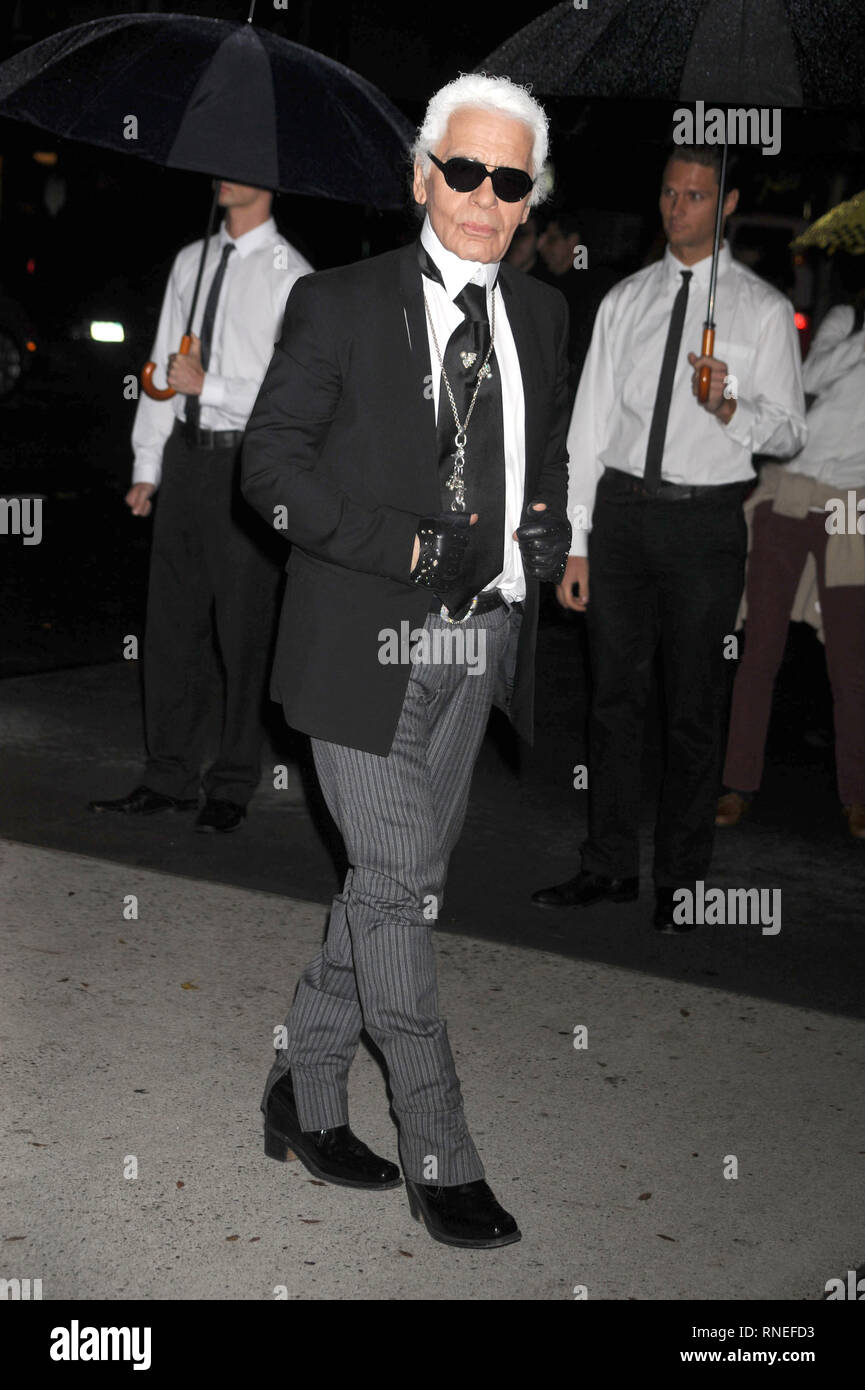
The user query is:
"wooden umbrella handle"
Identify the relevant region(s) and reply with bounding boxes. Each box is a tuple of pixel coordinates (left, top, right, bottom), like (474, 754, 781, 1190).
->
(140, 334, 191, 400)
(697, 325, 714, 404)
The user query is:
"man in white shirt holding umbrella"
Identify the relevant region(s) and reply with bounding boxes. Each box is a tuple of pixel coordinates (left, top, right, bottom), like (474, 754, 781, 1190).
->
(533, 142, 807, 931)
(90, 179, 312, 830)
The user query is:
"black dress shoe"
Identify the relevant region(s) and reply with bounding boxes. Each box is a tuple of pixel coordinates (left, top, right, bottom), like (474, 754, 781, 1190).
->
(195, 798, 245, 832)
(406, 1178, 521, 1249)
(532, 869, 639, 908)
(652, 887, 697, 934)
(262, 1072, 401, 1190)
(88, 784, 198, 815)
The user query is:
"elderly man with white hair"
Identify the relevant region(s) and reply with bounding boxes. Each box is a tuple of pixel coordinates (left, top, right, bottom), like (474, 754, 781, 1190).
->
(242, 73, 571, 1249)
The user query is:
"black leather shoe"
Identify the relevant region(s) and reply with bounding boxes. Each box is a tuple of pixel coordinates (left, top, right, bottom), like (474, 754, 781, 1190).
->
(88, 784, 198, 815)
(195, 798, 245, 832)
(652, 887, 697, 934)
(406, 1178, 521, 1249)
(262, 1072, 401, 1190)
(532, 869, 639, 908)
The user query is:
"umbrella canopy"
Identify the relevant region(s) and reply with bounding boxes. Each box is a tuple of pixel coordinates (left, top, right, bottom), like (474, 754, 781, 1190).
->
(0, 12, 414, 208)
(791, 190, 865, 255)
(481, 0, 865, 401)
(480, 0, 865, 107)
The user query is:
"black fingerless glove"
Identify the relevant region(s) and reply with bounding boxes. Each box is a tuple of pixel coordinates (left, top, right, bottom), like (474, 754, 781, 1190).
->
(514, 511, 572, 583)
(410, 513, 473, 591)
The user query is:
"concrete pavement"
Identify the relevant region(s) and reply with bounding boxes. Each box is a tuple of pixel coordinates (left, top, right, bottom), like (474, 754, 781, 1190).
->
(2, 837, 861, 1300)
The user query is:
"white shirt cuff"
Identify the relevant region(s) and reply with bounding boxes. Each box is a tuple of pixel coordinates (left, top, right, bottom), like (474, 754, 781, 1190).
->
(132, 455, 162, 490)
(199, 373, 226, 410)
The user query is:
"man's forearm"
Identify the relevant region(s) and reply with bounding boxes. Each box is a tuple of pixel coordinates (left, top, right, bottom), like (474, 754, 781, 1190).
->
(723, 393, 807, 458)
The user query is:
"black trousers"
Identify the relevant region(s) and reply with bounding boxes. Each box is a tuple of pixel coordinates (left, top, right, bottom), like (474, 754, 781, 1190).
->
(142, 424, 282, 805)
(583, 469, 748, 887)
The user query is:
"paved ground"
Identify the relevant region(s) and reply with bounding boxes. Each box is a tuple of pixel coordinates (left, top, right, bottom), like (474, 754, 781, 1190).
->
(2, 837, 862, 1301)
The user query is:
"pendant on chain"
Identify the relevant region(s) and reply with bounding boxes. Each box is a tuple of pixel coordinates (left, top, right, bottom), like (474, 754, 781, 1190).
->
(445, 438, 466, 510)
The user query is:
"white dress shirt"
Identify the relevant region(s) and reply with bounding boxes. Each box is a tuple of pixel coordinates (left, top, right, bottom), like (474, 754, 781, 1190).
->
(132, 216, 312, 490)
(419, 217, 526, 601)
(566, 242, 808, 556)
(788, 304, 865, 492)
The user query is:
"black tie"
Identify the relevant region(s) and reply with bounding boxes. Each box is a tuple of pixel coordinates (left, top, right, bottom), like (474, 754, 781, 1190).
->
(418, 243, 505, 619)
(643, 268, 692, 491)
(185, 241, 235, 430)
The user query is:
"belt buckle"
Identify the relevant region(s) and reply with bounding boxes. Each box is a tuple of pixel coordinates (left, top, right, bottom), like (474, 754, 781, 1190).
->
(439, 596, 478, 625)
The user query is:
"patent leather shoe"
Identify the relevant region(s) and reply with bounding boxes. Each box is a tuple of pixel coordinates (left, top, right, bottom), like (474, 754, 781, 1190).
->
(88, 784, 198, 815)
(532, 869, 639, 908)
(406, 1178, 521, 1249)
(262, 1072, 401, 1190)
(195, 798, 245, 832)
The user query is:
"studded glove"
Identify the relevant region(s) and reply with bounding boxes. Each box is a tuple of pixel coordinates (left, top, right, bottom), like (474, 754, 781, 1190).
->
(410, 512, 473, 591)
(515, 511, 572, 583)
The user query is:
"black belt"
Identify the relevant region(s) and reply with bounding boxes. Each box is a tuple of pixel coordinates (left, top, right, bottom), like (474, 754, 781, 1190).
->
(428, 590, 522, 617)
(601, 466, 752, 502)
(173, 418, 245, 451)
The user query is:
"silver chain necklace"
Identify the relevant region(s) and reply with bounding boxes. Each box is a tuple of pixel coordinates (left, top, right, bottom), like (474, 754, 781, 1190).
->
(423, 286, 496, 512)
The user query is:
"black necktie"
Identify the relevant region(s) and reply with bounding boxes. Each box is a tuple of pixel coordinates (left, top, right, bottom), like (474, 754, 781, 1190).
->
(418, 243, 505, 619)
(185, 241, 235, 429)
(643, 268, 692, 491)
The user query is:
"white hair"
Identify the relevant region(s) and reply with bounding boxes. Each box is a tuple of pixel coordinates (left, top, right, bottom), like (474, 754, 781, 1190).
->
(412, 73, 550, 208)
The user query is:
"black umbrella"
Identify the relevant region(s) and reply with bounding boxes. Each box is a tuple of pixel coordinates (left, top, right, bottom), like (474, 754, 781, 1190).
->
(481, 0, 865, 399)
(0, 6, 414, 396)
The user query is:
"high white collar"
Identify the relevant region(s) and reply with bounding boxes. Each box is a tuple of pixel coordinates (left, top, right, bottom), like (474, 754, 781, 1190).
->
(662, 240, 733, 290)
(218, 215, 277, 260)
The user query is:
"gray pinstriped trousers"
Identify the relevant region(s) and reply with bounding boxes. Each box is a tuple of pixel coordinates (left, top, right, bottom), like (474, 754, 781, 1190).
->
(262, 604, 516, 1185)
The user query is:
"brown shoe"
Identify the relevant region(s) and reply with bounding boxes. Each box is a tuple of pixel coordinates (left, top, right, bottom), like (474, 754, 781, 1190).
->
(715, 791, 749, 827)
(843, 804, 865, 839)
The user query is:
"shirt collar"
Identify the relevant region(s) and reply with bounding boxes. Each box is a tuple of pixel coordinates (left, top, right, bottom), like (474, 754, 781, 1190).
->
(662, 240, 733, 290)
(420, 216, 499, 299)
(218, 215, 277, 260)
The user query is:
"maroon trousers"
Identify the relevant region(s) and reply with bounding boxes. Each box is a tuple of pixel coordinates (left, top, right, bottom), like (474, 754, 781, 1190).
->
(723, 500, 865, 805)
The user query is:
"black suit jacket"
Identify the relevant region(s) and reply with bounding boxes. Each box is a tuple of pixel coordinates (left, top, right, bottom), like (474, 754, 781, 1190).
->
(241, 240, 570, 756)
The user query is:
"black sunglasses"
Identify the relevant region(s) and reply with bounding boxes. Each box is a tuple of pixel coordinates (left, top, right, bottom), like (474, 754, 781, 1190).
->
(427, 152, 534, 203)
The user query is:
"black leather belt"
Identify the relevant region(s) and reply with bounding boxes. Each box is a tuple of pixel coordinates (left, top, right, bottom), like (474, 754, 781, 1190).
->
(428, 590, 523, 617)
(174, 418, 245, 451)
(601, 466, 751, 502)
